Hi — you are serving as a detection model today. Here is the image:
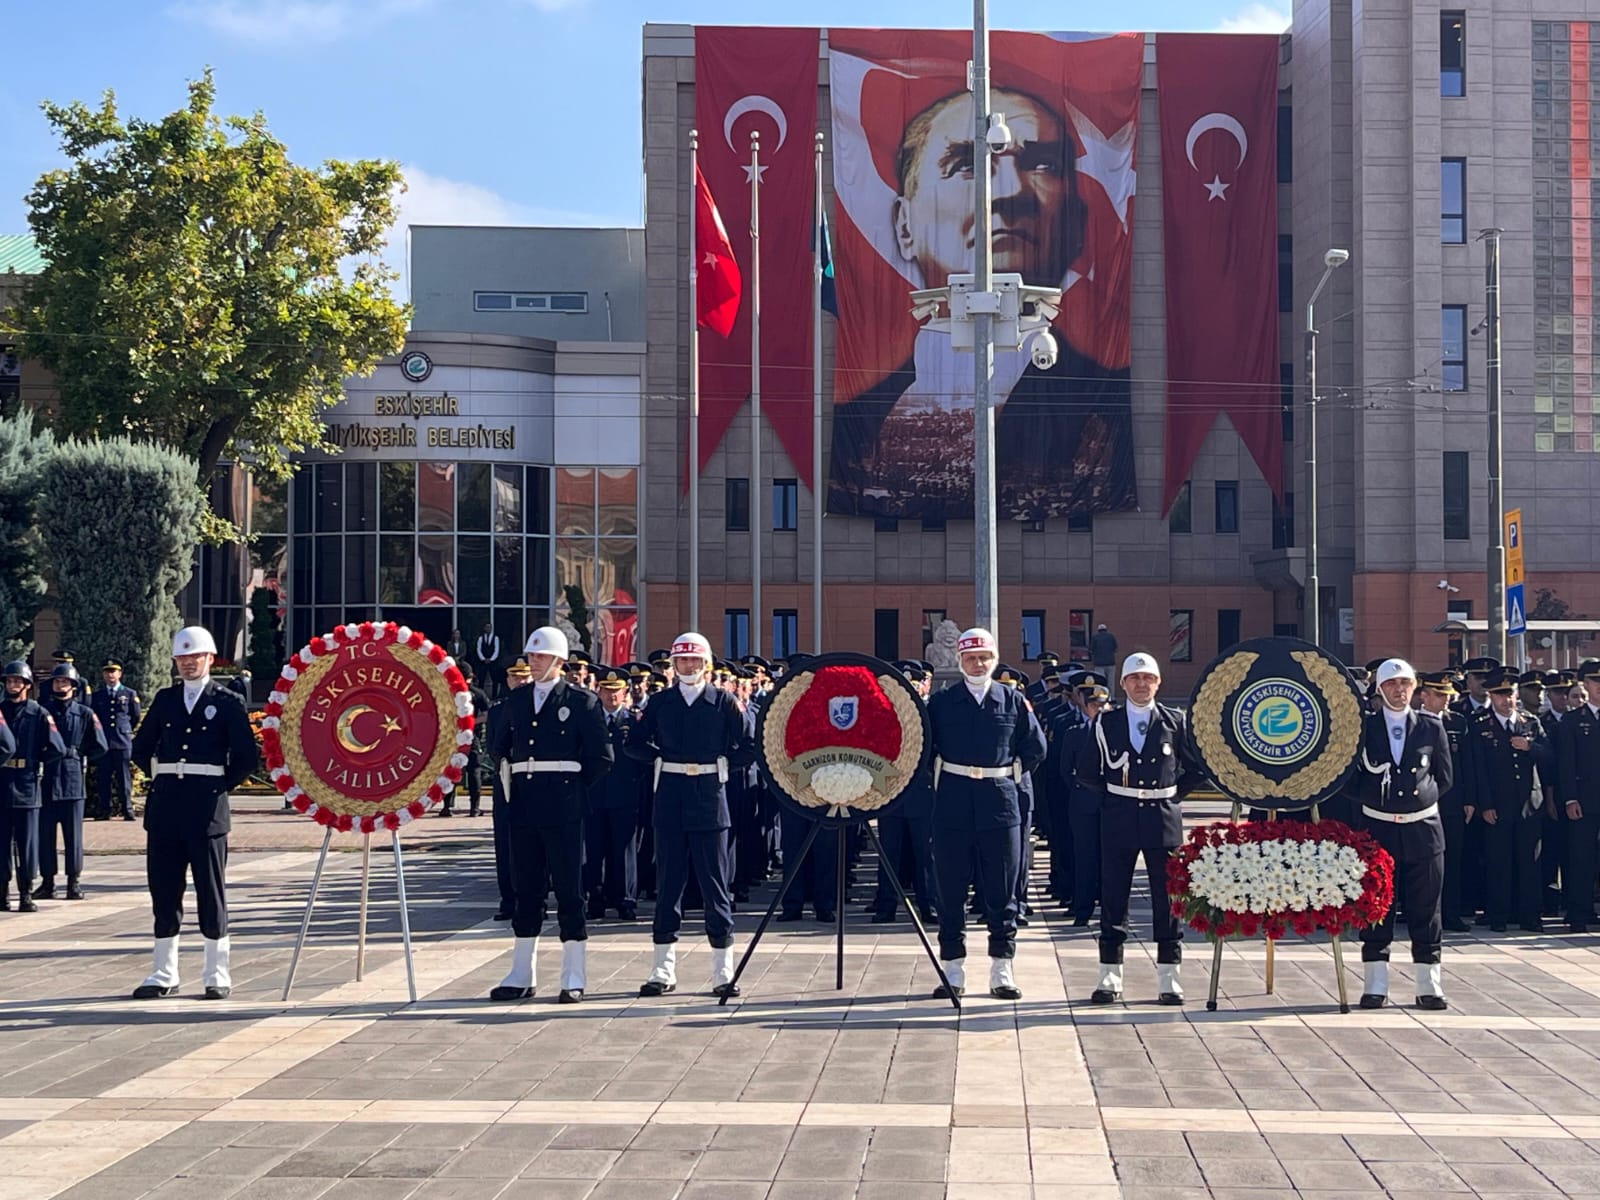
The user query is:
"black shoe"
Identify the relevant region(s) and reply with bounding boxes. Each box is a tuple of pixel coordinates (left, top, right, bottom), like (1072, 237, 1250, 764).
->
(203, 986, 231, 1001)
(439, 808, 454, 818)
(1015, 913, 1031, 927)
(712, 982, 740, 999)
(1158, 992, 1184, 1006)
(871, 912, 897, 924)
(991, 984, 1023, 1000)
(639, 980, 675, 997)
(1443, 919, 1471, 933)
(1358, 993, 1387, 1009)
(131, 985, 179, 999)
(65, 884, 84, 901)
(1490, 922, 1507, 933)
(1089, 988, 1120, 1004)
(1521, 921, 1545, 933)
(122, 813, 135, 821)
(1072, 915, 1092, 927)
(558, 989, 583, 1004)
(489, 986, 534, 1002)
(31, 883, 54, 900)
(493, 909, 513, 922)
(1416, 994, 1449, 1011)
(18, 896, 36, 913)
(586, 902, 606, 920)
(776, 911, 804, 923)
(932, 982, 964, 999)
(733, 890, 750, 903)
(1571, 923, 1591, 934)
(469, 808, 481, 818)
(918, 907, 937, 924)
(814, 910, 836, 924)
(618, 906, 637, 921)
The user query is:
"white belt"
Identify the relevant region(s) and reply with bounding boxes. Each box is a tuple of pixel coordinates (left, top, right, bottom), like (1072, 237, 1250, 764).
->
(509, 760, 582, 775)
(1106, 783, 1178, 801)
(658, 760, 727, 780)
(1362, 803, 1439, 825)
(151, 762, 225, 779)
(938, 761, 1020, 781)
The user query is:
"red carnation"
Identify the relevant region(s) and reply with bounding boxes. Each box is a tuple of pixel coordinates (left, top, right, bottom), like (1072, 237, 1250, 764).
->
(443, 667, 465, 690)
(407, 631, 426, 649)
(457, 716, 475, 731)
(309, 637, 328, 657)
(289, 653, 307, 672)
(444, 765, 463, 783)
(314, 807, 336, 827)
(360, 816, 377, 834)
(293, 796, 312, 813)
(408, 801, 426, 818)
(426, 784, 444, 802)
(427, 646, 446, 665)
(1192, 914, 1211, 934)
(274, 775, 292, 794)
(383, 812, 401, 830)
(336, 814, 354, 833)
(783, 665, 903, 760)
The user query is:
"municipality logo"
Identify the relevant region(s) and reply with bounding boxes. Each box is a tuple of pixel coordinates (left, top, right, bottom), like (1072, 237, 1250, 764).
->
(1232, 677, 1321, 765)
(399, 350, 433, 383)
(828, 696, 859, 731)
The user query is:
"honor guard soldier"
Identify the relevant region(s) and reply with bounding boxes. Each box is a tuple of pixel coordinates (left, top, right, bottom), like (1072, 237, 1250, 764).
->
(625, 631, 756, 998)
(872, 662, 937, 924)
(1417, 672, 1475, 933)
(1, 663, 62, 912)
(1474, 669, 1554, 932)
(487, 657, 533, 921)
(36, 663, 108, 901)
(91, 659, 141, 822)
(487, 628, 612, 1004)
(1059, 677, 1111, 926)
(129, 628, 258, 998)
(1076, 652, 1198, 1005)
(925, 628, 1047, 1001)
(1558, 664, 1600, 932)
(1347, 659, 1453, 1010)
(586, 667, 645, 921)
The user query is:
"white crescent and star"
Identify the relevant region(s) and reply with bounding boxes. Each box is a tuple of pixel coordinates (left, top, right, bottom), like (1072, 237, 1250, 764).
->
(723, 93, 788, 184)
(1185, 112, 1248, 202)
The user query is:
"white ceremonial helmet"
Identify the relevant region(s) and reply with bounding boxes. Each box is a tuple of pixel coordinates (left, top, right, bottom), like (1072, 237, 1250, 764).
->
(172, 626, 218, 657)
(671, 632, 713, 661)
(1121, 652, 1161, 680)
(524, 626, 570, 660)
(1375, 658, 1416, 686)
(957, 628, 997, 654)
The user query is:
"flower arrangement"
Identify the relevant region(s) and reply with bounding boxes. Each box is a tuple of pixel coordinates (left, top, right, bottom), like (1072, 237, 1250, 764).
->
(1166, 819, 1394, 941)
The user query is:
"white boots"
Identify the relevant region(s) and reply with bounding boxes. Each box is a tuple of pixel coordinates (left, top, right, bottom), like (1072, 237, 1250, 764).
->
(640, 943, 677, 996)
(1091, 961, 1123, 1003)
(490, 937, 538, 1001)
(711, 945, 739, 998)
(203, 937, 232, 999)
(1157, 962, 1184, 1006)
(1359, 961, 1389, 1009)
(989, 957, 1021, 1000)
(559, 941, 587, 1004)
(132, 936, 181, 999)
(934, 958, 966, 999)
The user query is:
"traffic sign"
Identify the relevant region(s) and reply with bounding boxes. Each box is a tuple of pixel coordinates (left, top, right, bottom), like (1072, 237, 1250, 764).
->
(1507, 582, 1527, 637)
(1505, 508, 1525, 587)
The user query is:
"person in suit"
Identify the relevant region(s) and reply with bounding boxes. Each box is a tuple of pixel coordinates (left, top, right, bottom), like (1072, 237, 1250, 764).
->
(1076, 652, 1200, 1005)
(1417, 671, 1475, 933)
(91, 658, 141, 821)
(1558, 667, 1600, 933)
(36, 663, 108, 901)
(486, 627, 612, 1004)
(129, 627, 259, 999)
(1346, 658, 1454, 1010)
(1473, 669, 1555, 932)
(474, 622, 504, 698)
(585, 667, 646, 921)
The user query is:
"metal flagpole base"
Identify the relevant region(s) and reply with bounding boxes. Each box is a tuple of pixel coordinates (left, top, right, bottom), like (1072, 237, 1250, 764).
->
(720, 819, 821, 1007)
(391, 831, 418, 1004)
(864, 820, 960, 1010)
(356, 833, 372, 982)
(283, 827, 334, 1001)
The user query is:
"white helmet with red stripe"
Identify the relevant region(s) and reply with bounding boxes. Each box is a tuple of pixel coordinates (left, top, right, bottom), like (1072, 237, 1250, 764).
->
(671, 632, 712, 661)
(957, 627, 997, 655)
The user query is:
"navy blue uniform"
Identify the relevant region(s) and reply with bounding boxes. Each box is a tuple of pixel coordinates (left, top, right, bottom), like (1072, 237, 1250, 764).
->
(1559, 703, 1600, 929)
(873, 760, 936, 920)
(586, 705, 647, 917)
(1436, 707, 1475, 929)
(39, 696, 108, 889)
(927, 682, 1047, 962)
(444, 685, 491, 815)
(1055, 714, 1102, 922)
(485, 693, 518, 916)
(1, 699, 64, 897)
(624, 684, 755, 949)
(90, 683, 141, 819)
(488, 679, 613, 943)
(1473, 710, 1554, 929)
(129, 681, 258, 939)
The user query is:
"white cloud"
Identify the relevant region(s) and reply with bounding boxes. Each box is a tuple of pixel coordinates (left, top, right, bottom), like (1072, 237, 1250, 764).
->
(1215, 3, 1291, 34)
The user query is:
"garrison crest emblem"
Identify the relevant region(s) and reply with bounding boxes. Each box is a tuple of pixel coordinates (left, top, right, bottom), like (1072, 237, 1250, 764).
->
(1188, 637, 1363, 810)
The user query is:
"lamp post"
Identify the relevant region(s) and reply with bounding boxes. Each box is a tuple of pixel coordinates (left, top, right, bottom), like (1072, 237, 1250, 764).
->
(972, 0, 998, 633)
(1304, 248, 1349, 650)
(1480, 227, 1506, 665)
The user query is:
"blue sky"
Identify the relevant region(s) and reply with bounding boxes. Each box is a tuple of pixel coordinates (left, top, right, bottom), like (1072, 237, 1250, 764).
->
(2, 0, 1287, 295)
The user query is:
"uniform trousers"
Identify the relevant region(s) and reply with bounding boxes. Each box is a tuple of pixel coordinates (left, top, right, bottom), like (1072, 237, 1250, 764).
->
(1565, 805, 1600, 927)
(148, 828, 228, 939)
(731, 783, 767, 894)
(652, 828, 734, 948)
(1046, 787, 1074, 901)
(97, 751, 134, 819)
(40, 799, 84, 882)
(779, 814, 838, 917)
(932, 824, 1021, 961)
(1484, 807, 1543, 928)
(1013, 789, 1035, 911)
(1, 808, 39, 888)
(1069, 793, 1102, 921)
(509, 820, 586, 941)
(490, 774, 515, 914)
(583, 807, 637, 912)
(1099, 842, 1182, 964)
(446, 752, 482, 815)
(873, 813, 935, 916)
(1359, 816, 1443, 964)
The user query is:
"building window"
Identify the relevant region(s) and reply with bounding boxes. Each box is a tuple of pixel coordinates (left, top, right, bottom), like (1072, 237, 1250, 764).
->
(772, 609, 799, 657)
(725, 478, 750, 531)
(1280, 362, 1295, 442)
(874, 609, 900, 661)
(1277, 104, 1292, 184)
(874, 515, 899, 532)
(1441, 158, 1466, 244)
(1278, 235, 1293, 313)
(1021, 611, 1046, 661)
(1215, 481, 1239, 534)
(1169, 481, 1192, 535)
(1272, 491, 1295, 549)
(1169, 610, 1194, 663)
(1441, 11, 1465, 97)
(1442, 305, 1468, 392)
(1069, 609, 1093, 663)
(474, 291, 588, 313)
(1218, 609, 1242, 652)
(724, 609, 750, 658)
(1067, 512, 1093, 533)
(1443, 451, 1470, 541)
(772, 479, 798, 531)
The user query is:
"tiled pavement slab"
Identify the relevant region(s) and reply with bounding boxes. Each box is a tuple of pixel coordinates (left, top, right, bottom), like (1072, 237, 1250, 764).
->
(8, 812, 1600, 1196)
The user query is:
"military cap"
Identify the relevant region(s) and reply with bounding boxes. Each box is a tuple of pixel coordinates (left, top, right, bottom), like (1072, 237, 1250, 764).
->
(51, 648, 75, 663)
(648, 670, 669, 691)
(647, 648, 672, 666)
(593, 665, 630, 690)
(1348, 666, 1372, 685)
(1485, 668, 1518, 694)
(1035, 649, 1061, 666)
(505, 657, 533, 680)
(1546, 671, 1575, 689)
(567, 649, 592, 665)
(1363, 658, 1385, 675)
(1580, 660, 1600, 681)
(992, 664, 1024, 687)
(101, 658, 123, 671)
(1074, 670, 1109, 692)
(1462, 656, 1501, 675)
(900, 664, 929, 682)
(738, 654, 771, 671)
(1518, 670, 1546, 689)
(1083, 683, 1111, 703)
(625, 661, 652, 679)
(1418, 671, 1457, 696)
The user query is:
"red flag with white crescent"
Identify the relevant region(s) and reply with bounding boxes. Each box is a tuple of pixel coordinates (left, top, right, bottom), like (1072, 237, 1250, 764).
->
(694, 163, 741, 338)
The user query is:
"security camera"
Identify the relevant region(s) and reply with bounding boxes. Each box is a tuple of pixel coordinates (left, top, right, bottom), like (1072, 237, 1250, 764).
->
(986, 113, 1013, 154)
(1028, 328, 1058, 372)
(1324, 248, 1350, 268)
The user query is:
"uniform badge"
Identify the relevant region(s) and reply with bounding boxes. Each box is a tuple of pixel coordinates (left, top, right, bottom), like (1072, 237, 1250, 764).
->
(557, 706, 569, 723)
(828, 696, 859, 731)
(1162, 743, 1172, 756)
(204, 705, 217, 721)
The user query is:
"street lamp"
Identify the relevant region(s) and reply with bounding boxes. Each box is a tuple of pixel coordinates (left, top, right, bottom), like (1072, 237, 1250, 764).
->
(1304, 247, 1349, 650)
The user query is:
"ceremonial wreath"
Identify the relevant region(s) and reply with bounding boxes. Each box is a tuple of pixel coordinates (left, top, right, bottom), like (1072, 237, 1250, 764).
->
(1167, 819, 1394, 941)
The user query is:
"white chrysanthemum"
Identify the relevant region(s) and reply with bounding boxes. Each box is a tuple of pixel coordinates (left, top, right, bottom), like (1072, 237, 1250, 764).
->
(396, 626, 413, 642)
(261, 716, 279, 730)
(457, 729, 475, 746)
(1188, 837, 1367, 916)
(344, 623, 361, 641)
(455, 693, 474, 716)
(811, 762, 873, 806)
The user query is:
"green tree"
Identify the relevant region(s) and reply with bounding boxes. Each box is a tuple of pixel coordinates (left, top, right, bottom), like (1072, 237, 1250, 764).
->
(35, 439, 205, 699)
(0, 412, 51, 659)
(14, 70, 408, 483)
(247, 584, 282, 683)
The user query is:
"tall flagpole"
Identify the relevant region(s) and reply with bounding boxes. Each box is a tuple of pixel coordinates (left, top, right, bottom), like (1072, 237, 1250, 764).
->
(688, 130, 701, 633)
(812, 131, 825, 653)
(749, 128, 763, 657)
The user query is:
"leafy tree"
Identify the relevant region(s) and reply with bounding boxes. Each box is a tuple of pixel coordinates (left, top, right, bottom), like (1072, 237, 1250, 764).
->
(35, 439, 205, 699)
(14, 70, 408, 483)
(247, 584, 283, 683)
(0, 412, 51, 658)
(1531, 587, 1579, 621)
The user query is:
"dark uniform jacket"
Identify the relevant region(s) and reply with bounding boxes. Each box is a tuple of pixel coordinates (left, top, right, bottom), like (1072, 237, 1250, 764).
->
(130, 681, 258, 837)
(488, 678, 612, 829)
(1435, 707, 1475, 818)
(1074, 702, 1199, 847)
(1473, 709, 1554, 819)
(1345, 708, 1454, 818)
(1559, 704, 1600, 804)
(0, 698, 66, 810)
(42, 696, 108, 804)
(90, 684, 141, 752)
(624, 683, 755, 834)
(589, 706, 649, 813)
(927, 681, 1048, 832)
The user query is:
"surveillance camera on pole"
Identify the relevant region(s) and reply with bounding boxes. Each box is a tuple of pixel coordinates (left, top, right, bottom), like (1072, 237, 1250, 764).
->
(986, 113, 1013, 154)
(1027, 329, 1058, 371)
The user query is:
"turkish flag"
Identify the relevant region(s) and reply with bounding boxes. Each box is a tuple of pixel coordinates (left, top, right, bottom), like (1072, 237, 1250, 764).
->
(694, 163, 741, 337)
(694, 26, 820, 489)
(1157, 34, 1283, 513)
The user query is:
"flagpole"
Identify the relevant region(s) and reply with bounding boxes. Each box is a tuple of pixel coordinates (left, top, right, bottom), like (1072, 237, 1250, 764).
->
(749, 128, 762, 658)
(688, 130, 701, 633)
(811, 130, 825, 653)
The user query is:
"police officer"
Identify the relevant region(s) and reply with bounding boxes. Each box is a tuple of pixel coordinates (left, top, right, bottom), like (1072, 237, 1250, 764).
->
(129, 627, 258, 998)
(1454, 657, 1499, 716)
(487, 657, 533, 922)
(442, 662, 491, 817)
(0, 662, 62, 912)
(625, 631, 756, 998)
(1558, 666, 1600, 933)
(926, 628, 1047, 1001)
(91, 658, 140, 821)
(872, 663, 937, 924)
(1347, 659, 1453, 1010)
(1076, 652, 1198, 1004)
(1417, 671, 1474, 933)
(36, 663, 107, 901)
(1474, 669, 1554, 932)
(585, 666, 645, 921)
(1060, 677, 1111, 926)
(1541, 671, 1574, 916)
(487, 627, 612, 1004)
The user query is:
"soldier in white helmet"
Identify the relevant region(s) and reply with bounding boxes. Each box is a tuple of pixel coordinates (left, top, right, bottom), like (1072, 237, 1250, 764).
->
(128, 626, 258, 1000)
(624, 631, 756, 998)
(486, 626, 612, 1004)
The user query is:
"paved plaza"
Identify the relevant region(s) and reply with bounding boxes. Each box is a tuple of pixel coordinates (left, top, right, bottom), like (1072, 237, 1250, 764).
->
(6, 809, 1600, 1199)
